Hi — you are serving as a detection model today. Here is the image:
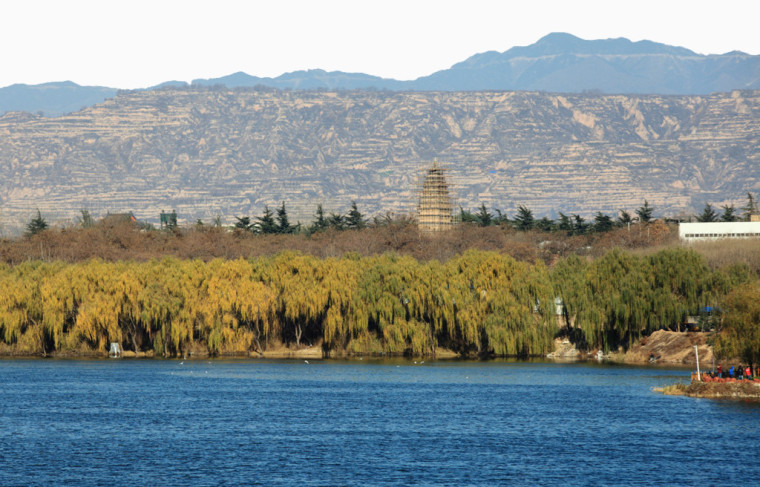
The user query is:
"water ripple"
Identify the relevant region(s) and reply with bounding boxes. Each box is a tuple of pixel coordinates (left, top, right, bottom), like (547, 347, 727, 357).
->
(0, 359, 758, 486)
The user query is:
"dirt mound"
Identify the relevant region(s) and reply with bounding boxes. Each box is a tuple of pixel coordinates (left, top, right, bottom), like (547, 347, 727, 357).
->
(620, 330, 712, 365)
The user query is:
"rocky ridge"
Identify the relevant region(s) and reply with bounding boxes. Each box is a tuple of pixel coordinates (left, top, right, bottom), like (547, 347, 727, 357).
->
(1, 88, 759, 233)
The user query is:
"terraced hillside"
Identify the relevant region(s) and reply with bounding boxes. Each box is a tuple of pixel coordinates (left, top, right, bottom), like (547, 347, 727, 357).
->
(0, 87, 758, 234)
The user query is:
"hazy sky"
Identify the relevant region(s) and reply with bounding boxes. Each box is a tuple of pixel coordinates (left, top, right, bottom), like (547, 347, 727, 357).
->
(2, 0, 759, 89)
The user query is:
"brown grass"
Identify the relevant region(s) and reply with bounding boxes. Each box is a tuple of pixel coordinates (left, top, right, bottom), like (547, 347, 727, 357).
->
(687, 239, 760, 275)
(0, 218, 681, 265)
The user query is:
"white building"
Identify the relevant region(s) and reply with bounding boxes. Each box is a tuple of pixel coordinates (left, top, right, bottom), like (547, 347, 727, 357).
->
(679, 221, 760, 242)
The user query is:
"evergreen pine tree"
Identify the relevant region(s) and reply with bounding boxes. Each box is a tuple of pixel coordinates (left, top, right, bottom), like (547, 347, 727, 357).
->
(26, 209, 48, 236)
(572, 214, 589, 235)
(256, 206, 278, 234)
(513, 205, 535, 231)
(535, 216, 555, 232)
(493, 209, 510, 226)
(696, 203, 718, 222)
(346, 201, 365, 229)
(720, 204, 738, 222)
(476, 204, 493, 227)
(557, 212, 573, 233)
(328, 212, 345, 230)
(459, 206, 479, 224)
(310, 204, 329, 233)
(617, 210, 633, 227)
(593, 212, 613, 233)
(234, 216, 252, 231)
(741, 192, 759, 221)
(79, 209, 95, 229)
(276, 202, 293, 234)
(636, 200, 654, 223)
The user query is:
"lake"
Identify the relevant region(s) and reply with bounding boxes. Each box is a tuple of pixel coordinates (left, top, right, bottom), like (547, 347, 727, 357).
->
(1, 358, 758, 486)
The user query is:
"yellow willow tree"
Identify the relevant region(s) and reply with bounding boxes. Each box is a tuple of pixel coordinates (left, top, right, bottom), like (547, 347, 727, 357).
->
(199, 258, 276, 355)
(252, 252, 364, 352)
(0, 262, 46, 353)
(552, 250, 652, 352)
(111, 260, 158, 354)
(266, 252, 332, 348)
(485, 259, 555, 356)
(443, 250, 555, 356)
(66, 260, 125, 353)
(62, 259, 187, 356)
(38, 261, 90, 351)
(321, 256, 363, 351)
(138, 258, 206, 357)
(422, 259, 457, 350)
(0, 261, 96, 354)
(2, 261, 94, 354)
(1, 246, 743, 359)
(355, 254, 437, 355)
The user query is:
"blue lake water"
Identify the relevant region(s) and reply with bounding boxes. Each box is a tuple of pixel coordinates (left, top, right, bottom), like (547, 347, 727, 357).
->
(1, 358, 759, 486)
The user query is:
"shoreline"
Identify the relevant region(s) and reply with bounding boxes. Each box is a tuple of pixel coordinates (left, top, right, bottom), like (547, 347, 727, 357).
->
(0, 350, 691, 366)
(656, 381, 760, 401)
(0, 345, 462, 361)
(0, 331, 716, 365)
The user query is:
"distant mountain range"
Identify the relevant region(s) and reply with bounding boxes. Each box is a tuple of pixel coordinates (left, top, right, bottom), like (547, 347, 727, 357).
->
(3, 33, 760, 116)
(0, 81, 118, 116)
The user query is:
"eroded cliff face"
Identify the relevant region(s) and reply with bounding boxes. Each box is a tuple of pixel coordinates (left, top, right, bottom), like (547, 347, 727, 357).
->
(1, 88, 758, 232)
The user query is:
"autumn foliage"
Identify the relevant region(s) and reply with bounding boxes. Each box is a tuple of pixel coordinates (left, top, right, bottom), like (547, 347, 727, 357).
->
(0, 243, 747, 358)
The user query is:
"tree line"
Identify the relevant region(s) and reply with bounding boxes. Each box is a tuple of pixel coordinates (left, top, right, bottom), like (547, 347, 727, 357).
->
(1, 248, 754, 361)
(21, 191, 760, 239)
(694, 192, 760, 222)
(21, 198, 646, 243)
(459, 201, 654, 234)
(22, 199, 655, 238)
(232, 202, 367, 235)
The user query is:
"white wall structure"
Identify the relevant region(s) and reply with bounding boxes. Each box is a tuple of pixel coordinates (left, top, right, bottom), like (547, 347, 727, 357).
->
(679, 221, 760, 241)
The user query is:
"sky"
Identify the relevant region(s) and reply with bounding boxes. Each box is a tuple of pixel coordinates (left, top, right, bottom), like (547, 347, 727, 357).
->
(2, 0, 759, 89)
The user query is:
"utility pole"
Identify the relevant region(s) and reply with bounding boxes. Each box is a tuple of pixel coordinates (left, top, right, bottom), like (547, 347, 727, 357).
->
(694, 345, 701, 381)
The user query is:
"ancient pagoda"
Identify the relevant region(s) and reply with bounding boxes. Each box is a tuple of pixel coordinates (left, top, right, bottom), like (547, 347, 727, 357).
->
(417, 160, 455, 232)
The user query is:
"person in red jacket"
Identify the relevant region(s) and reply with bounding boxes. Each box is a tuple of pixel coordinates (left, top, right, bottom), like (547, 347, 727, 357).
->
(746, 366, 752, 380)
